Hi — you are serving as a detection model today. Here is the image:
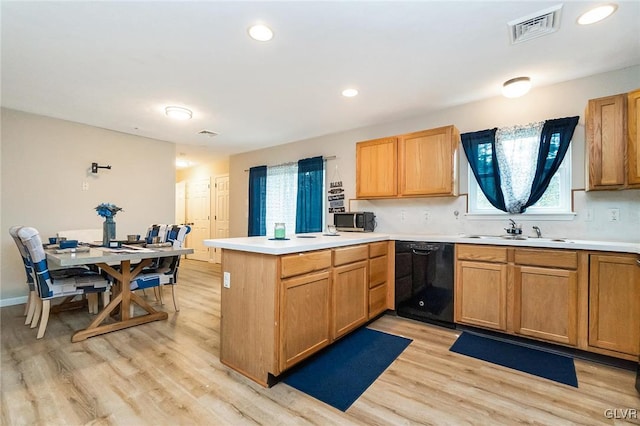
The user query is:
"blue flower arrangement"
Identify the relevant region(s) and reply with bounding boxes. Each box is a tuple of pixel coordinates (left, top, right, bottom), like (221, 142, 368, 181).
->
(95, 203, 123, 218)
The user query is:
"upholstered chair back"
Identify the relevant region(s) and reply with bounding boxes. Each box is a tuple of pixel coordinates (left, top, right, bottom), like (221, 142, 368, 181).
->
(145, 224, 168, 243)
(17, 227, 55, 299)
(165, 225, 191, 248)
(9, 225, 35, 286)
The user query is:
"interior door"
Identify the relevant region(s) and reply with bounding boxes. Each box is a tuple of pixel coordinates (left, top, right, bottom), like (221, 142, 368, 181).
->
(186, 178, 211, 261)
(214, 175, 230, 263)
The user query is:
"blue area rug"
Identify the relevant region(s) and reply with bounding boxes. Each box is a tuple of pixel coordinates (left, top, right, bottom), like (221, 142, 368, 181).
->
(281, 327, 412, 411)
(450, 332, 578, 387)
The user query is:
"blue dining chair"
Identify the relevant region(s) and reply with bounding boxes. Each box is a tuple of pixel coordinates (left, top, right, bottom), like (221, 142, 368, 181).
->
(130, 224, 191, 311)
(9, 225, 96, 327)
(17, 226, 111, 339)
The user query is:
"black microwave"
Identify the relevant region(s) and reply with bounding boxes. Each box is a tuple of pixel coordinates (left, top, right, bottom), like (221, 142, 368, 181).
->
(334, 212, 376, 232)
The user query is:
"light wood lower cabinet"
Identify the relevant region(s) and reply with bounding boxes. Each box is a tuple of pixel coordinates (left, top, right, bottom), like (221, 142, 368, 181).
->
(280, 270, 332, 372)
(455, 259, 507, 331)
(332, 261, 368, 339)
(368, 241, 391, 319)
(514, 266, 577, 345)
(220, 242, 393, 386)
(589, 253, 640, 356)
(455, 244, 639, 361)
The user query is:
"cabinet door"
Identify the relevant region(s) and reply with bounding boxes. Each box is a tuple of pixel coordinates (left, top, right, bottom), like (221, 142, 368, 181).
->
(589, 254, 640, 356)
(332, 260, 368, 339)
(586, 94, 627, 189)
(356, 137, 397, 198)
(455, 260, 507, 331)
(628, 89, 640, 186)
(398, 126, 459, 196)
(514, 266, 578, 346)
(279, 271, 331, 371)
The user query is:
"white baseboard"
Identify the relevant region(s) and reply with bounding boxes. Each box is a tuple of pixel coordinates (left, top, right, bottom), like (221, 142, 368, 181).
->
(1, 296, 27, 308)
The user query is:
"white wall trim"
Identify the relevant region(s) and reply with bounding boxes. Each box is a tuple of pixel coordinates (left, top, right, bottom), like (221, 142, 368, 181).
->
(1, 295, 27, 307)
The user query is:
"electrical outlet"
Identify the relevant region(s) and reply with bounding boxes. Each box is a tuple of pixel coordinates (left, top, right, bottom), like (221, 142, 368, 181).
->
(423, 210, 431, 222)
(607, 208, 620, 222)
(400, 210, 406, 222)
(82, 181, 89, 191)
(223, 272, 231, 288)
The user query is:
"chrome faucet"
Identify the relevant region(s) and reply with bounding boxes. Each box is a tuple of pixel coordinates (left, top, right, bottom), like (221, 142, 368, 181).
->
(533, 226, 542, 238)
(505, 219, 522, 235)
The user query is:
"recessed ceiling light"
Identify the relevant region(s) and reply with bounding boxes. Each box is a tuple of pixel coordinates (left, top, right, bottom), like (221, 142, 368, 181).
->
(342, 88, 359, 97)
(165, 106, 192, 120)
(502, 77, 532, 98)
(577, 4, 617, 25)
(175, 159, 193, 168)
(248, 24, 274, 41)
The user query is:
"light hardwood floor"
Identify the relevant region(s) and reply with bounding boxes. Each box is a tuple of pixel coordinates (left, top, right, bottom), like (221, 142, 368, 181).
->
(2, 259, 639, 425)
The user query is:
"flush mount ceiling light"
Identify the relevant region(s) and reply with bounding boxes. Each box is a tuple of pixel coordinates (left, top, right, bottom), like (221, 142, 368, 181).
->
(502, 77, 532, 98)
(248, 24, 274, 41)
(342, 88, 359, 97)
(577, 4, 618, 25)
(165, 106, 192, 120)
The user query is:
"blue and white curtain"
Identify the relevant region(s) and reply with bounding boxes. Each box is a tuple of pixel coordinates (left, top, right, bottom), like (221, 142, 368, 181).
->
(461, 116, 579, 214)
(248, 156, 324, 236)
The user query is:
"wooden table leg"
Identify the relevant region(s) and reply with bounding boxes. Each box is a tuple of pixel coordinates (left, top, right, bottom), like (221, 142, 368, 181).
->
(71, 258, 168, 343)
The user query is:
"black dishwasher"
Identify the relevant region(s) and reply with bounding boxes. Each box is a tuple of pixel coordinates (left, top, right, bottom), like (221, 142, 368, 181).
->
(395, 241, 455, 328)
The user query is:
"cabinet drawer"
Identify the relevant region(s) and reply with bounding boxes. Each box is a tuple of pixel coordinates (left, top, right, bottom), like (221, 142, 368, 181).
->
(457, 244, 508, 263)
(281, 250, 331, 278)
(369, 283, 387, 318)
(333, 245, 369, 266)
(369, 241, 388, 258)
(369, 255, 387, 288)
(514, 248, 578, 269)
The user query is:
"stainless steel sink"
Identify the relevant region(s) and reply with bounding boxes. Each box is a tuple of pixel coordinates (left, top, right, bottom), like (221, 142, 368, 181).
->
(463, 235, 570, 242)
(463, 235, 527, 240)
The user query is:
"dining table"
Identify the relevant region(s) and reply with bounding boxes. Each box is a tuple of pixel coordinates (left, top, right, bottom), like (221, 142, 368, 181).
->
(46, 244, 193, 342)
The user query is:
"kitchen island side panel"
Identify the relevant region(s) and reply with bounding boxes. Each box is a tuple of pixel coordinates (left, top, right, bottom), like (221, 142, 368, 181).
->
(220, 249, 279, 385)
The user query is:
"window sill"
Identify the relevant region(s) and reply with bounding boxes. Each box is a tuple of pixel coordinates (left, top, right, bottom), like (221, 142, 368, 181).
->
(465, 212, 577, 221)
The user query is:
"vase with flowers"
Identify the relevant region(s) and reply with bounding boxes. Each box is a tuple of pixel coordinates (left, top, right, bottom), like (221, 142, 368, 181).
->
(95, 203, 123, 246)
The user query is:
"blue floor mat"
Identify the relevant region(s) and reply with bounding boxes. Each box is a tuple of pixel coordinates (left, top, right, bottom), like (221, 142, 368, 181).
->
(281, 327, 412, 411)
(450, 332, 578, 387)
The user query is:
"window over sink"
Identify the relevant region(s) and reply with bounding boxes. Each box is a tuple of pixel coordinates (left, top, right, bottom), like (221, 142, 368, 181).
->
(463, 117, 578, 217)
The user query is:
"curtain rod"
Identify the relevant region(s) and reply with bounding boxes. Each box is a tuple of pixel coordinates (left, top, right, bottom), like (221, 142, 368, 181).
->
(244, 155, 336, 172)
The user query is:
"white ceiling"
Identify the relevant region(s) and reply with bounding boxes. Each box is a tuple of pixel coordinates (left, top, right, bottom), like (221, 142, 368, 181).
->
(2, 1, 639, 163)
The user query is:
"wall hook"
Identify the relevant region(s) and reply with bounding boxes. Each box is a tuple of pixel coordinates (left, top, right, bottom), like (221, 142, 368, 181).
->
(91, 163, 112, 173)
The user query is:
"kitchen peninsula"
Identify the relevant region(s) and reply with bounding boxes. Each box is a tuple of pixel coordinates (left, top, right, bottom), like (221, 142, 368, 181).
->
(205, 233, 640, 386)
(205, 232, 394, 386)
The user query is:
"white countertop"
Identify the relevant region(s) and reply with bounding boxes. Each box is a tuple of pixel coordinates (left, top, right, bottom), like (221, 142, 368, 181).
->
(204, 232, 640, 255)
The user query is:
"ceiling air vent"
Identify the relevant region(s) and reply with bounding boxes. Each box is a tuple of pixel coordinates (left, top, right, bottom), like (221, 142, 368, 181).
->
(198, 129, 218, 137)
(508, 4, 563, 44)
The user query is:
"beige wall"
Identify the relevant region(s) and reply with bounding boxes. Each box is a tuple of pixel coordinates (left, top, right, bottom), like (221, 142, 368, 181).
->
(1, 108, 176, 304)
(229, 66, 640, 241)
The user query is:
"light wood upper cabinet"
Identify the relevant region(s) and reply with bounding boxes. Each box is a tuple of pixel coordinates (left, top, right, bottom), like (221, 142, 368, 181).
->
(589, 253, 640, 356)
(628, 89, 640, 186)
(398, 126, 459, 196)
(356, 137, 397, 198)
(356, 125, 459, 199)
(585, 91, 640, 190)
